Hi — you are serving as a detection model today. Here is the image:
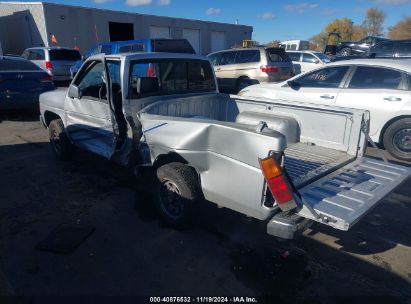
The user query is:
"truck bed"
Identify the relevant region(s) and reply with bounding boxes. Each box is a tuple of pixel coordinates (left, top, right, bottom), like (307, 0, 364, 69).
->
(284, 143, 355, 188)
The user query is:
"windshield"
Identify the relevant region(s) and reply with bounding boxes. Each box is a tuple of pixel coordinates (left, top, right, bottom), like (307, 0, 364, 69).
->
(129, 59, 215, 98)
(314, 52, 331, 63)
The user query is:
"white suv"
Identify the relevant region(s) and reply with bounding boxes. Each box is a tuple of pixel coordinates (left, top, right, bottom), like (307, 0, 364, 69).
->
(287, 51, 331, 74)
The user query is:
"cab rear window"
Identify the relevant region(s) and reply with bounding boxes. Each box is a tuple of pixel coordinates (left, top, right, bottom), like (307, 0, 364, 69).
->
(129, 59, 215, 98)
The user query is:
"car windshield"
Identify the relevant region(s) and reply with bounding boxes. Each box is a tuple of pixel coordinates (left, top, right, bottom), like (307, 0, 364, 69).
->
(129, 59, 216, 98)
(0, 57, 42, 71)
(314, 52, 331, 63)
(49, 49, 81, 61)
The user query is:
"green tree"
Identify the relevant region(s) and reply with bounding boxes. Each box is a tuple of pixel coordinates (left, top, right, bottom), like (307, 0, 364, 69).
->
(388, 16, 411, 39)
(362, 8, 385, 36)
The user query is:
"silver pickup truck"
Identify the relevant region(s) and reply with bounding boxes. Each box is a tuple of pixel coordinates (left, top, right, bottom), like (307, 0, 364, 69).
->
(39, 52, 411, 239)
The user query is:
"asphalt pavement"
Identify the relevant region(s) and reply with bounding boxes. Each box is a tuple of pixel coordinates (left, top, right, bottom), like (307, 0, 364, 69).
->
(0, 110, 410, 303)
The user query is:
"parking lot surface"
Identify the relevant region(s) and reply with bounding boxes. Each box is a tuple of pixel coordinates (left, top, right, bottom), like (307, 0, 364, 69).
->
(0, 111, 410, 302)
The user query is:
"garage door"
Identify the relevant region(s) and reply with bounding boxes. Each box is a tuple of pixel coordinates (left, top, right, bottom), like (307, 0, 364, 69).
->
(183, 29, 200, 54)
(211, 31, 226, 53)
(149, 26, 170, 39)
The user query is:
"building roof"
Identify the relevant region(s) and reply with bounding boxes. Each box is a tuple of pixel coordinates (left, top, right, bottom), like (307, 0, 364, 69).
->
(0, 1, 253, 30)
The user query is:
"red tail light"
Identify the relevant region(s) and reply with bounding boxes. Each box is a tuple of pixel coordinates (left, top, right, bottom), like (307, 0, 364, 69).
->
(38, 75, 53, 83)
(260, 65, 279, 73)
(147, 64, 157, 77)
(45, 61, 53, 70)
(259, 154, 297, 211)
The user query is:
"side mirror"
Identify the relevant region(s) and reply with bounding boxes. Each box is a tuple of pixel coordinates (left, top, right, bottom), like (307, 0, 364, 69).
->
(287, 80, 300, 90)
(81, 55, 86, 61)
(68, 84, 81, 99)
(314, 59, 320, 64)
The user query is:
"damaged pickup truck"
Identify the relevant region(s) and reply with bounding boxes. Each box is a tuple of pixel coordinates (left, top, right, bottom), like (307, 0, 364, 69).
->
(39, 53, 411, 239)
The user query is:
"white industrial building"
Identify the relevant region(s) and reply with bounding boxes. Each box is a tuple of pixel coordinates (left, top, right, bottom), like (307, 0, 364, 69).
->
(0, 2, 253, 55)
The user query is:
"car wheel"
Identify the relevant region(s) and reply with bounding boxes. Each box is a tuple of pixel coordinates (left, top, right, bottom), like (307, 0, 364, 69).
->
(339, 47, 351, 56)
(383, 118, 411, 162)
(48, 119, 75, 161)
(155, 162, 201, 229)
(236, 78, 251, 93)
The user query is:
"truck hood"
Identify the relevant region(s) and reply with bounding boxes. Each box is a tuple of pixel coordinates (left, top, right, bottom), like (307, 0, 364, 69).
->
(40, 88, 67, 110)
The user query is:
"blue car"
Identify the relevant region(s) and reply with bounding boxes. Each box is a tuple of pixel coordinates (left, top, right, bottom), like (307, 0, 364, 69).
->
(0, 56, 54, 110)
(70, 39, 195, 78)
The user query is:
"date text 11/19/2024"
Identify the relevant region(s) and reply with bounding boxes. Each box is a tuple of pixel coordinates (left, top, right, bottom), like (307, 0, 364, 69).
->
(149, 297, 258, 303)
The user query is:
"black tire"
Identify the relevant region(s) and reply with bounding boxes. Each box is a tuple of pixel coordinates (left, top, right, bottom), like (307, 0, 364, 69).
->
(383, 118, 411, 162)
(48, 119, 75, 161)
(339, 47, 351, 56)
(155, 162, 201, 229)
(236, 78, 251, 93)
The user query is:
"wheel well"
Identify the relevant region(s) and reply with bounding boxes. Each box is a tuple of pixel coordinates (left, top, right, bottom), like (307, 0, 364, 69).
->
(44, 111, 61, 127)
(379, 115, 411, 147)
(153, 153, 202, 187)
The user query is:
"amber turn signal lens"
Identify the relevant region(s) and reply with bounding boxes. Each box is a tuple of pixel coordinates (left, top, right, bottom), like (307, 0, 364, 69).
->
(259, 156, 282, 179)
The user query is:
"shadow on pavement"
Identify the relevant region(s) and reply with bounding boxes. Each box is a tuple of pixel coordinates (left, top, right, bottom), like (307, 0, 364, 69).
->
(0, 109, 40, 123)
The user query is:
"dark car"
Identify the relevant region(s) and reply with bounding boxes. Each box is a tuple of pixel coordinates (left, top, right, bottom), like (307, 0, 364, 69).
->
(337, 36, 388, 56)
(367, 39, 411, 58)
(0, 56, 54, 110)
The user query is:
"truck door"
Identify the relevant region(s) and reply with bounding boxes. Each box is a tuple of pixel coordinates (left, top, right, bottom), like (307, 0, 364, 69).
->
(65, 58, 115, 159)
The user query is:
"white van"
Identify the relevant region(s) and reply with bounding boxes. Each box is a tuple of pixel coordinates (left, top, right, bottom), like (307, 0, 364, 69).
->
(280, 40, 310, 51)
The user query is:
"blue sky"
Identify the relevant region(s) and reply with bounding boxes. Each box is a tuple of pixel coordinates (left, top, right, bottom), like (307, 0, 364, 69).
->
(24, 0, 411, 42)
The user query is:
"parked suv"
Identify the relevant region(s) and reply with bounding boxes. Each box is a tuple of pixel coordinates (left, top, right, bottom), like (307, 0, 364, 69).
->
(287, 50, 331, 74)
(70, 39, 195, 78)
(367, 39, 411, 58)
(208, 47, 294, 92)
(22, 47, 81, 82)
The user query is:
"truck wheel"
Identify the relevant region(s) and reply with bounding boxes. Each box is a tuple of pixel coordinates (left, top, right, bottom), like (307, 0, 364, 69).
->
(48, 119, 75, 161)
(339, 47, 351, 56)
(155, 162, 201, 229)
(383, 118, 411, 162)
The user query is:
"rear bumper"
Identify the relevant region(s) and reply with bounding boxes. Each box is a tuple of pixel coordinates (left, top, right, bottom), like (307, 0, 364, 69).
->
(267, 212, 313, 239)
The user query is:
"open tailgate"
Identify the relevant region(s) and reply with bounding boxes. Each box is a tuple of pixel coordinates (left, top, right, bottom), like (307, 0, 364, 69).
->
(296, 157, 411, 231)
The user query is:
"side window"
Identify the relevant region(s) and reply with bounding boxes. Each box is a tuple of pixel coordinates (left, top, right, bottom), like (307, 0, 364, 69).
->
(290, 44, 297, 50)
(348, 66, 404, 90)
(372, 42, 394, 57)
(296, 66, 349, 88)
(118, 44, 144, 53)
(208, 53, 221, 66)
(219, 51, 236, 65)
(302, 53, 317, 63)
(397, 42, 411, 56)
(288, 52, 301, 62)
(29, 49, 45, 60)
(75, 61, 107, 101)
(22, 50, 29, 59)
(235, 50, 260, 64)
(100, 44, 113, 55)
